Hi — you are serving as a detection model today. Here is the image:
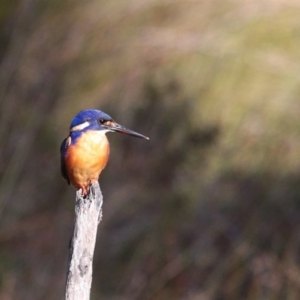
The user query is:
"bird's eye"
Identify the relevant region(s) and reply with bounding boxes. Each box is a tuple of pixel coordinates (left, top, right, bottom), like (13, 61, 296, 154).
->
(98, 118, 106, 125)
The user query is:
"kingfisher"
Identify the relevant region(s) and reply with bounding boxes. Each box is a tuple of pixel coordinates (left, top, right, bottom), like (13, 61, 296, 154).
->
(60, 109, 149, 195)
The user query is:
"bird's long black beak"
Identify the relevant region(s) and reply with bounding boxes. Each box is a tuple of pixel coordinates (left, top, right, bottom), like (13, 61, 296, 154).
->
(105, 121, 149, 140)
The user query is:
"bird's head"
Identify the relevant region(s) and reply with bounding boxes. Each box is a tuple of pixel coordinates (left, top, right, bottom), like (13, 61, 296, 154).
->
(69, 109, 149, 140)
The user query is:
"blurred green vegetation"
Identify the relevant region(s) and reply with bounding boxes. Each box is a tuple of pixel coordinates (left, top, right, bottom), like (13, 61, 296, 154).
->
(1, 0, 300, 299)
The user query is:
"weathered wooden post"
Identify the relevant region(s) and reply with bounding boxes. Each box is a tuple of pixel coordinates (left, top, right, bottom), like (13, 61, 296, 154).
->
(65, 181, 103, 300)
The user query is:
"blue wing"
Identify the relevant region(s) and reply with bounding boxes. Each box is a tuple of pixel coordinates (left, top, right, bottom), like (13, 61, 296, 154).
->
(60, 137, 70, 185)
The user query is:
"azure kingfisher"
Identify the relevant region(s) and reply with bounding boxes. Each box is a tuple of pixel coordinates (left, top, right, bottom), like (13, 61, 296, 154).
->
(60, 109, 149, 195)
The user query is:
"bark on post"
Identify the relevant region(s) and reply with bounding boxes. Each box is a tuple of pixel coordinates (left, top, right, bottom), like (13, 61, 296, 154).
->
(65, 181, 103, 300)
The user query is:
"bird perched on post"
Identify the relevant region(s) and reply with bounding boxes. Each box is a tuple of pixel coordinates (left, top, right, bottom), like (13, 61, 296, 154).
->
(60, 109, 149, 195)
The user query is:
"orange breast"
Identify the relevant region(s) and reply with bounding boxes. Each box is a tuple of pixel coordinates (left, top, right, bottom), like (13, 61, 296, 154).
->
(65, 131, 110, 190)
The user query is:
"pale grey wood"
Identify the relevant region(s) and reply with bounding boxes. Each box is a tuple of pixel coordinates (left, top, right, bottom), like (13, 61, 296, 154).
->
(65, 181, 103, 300)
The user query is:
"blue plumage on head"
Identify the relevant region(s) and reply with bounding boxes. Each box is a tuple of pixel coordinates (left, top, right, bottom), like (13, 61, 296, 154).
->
(70, 109, 112, 129)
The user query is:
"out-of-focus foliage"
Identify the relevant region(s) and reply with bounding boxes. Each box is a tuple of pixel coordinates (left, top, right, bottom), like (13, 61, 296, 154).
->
(1, 0, 300, 299)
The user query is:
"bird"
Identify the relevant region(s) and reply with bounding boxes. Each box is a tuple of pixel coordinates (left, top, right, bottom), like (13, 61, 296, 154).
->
(60, 109, 149, 195)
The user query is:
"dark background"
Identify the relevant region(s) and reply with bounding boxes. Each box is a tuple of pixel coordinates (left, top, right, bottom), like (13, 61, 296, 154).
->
(1, 1, 300, 299)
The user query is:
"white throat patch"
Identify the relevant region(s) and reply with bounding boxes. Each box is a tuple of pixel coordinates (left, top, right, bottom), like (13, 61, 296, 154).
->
(100, 129, 112, 134)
